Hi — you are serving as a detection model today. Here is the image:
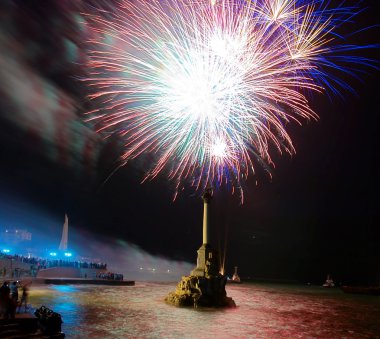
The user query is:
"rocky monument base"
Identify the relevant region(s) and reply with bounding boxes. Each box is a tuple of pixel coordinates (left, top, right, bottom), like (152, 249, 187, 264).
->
(165, 244, 236, 308)
(165, 274, 236, 308)
(166, 189, 235, 308)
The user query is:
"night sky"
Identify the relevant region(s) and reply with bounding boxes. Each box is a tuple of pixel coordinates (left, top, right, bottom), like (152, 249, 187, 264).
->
(0, 0, 379, 285)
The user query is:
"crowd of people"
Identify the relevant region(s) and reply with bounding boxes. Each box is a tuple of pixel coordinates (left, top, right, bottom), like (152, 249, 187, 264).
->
(1, 253, 125, 282)
(96, 272, 124, 281)
(0, 281, 30, 319)
(31, 259, 107, 270)
(1, 253, 107, 276)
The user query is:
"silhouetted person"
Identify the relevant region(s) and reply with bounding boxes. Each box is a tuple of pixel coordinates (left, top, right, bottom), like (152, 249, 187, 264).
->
(9, 281, 19, 318)
(0, 281, 11, 318)
(18, 283, 30, 313)
(10, 281, 18, 303)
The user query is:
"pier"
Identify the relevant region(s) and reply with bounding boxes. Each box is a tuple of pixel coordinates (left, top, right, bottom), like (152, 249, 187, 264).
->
(38, 278, 135, 286)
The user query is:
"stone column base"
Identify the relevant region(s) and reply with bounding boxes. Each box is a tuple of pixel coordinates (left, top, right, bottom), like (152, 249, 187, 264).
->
(165, 274, 236, 308)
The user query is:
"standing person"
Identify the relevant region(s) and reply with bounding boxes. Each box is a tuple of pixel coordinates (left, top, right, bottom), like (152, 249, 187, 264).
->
(10, 281, 18, 303)
(0, 281, 10, 318)
(18, 282, 30, 313)
(9, 281, 19, 318)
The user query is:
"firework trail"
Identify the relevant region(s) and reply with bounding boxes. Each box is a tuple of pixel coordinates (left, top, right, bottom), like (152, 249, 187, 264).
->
(83, 0, 375, 199)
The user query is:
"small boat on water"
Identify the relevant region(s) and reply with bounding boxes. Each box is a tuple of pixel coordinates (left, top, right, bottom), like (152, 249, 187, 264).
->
(322, 274, 335, 288)
(341, 286, 380, 296)
(227, 266, 241, 283)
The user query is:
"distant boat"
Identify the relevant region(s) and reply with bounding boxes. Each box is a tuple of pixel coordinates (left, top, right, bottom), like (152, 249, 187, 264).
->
(341, 286, 380, 296)
(323, 274, 335, 288)
(228, 266, 241, 283)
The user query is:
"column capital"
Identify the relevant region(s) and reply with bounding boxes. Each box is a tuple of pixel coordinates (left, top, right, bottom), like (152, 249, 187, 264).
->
(202, 187, 213, 203)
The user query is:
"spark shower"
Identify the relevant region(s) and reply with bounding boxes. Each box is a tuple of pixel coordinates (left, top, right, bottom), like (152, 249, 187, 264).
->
(84, 0, 375, 199)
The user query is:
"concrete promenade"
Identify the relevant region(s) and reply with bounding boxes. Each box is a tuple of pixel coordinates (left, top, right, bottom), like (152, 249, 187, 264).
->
(37, 277, 135, 286)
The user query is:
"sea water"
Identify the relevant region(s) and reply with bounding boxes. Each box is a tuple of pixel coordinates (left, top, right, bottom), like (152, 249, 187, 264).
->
(29, 282, 380, 338)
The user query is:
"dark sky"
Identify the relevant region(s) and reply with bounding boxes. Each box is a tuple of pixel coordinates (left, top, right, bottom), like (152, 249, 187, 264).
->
(0, 0, 379, 284)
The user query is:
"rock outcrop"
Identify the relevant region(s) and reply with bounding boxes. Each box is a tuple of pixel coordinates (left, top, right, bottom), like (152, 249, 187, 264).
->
(165, 274, 235, 308)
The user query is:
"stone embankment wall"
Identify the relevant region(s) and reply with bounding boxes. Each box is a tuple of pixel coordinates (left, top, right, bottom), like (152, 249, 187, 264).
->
(36, 267, 106, 278)
(36, 267, 81, 278)
(0, 258, 33, 279)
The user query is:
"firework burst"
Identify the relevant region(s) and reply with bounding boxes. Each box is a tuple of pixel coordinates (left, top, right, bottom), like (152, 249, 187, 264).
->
(83, 0, 375, 199)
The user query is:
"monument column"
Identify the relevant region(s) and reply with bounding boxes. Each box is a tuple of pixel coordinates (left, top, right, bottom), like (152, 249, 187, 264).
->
(191, 187, 219, 277)
(202, 188, 212, 245)
(165, 187, 236, 307)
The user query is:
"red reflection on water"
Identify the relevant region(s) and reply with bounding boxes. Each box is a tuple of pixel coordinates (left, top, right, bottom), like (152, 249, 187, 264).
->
(30, 282, 380, 338)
